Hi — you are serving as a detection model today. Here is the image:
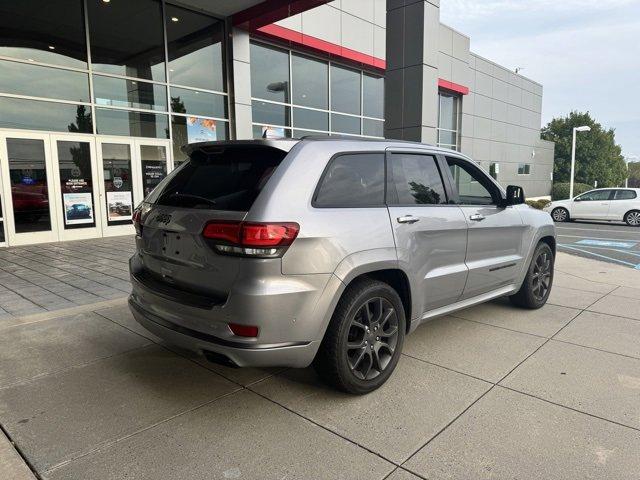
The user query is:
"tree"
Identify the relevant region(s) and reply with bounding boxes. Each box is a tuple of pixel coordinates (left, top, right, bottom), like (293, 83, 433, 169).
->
(541, 111, 627, 187)
(628, 162, 640, 188)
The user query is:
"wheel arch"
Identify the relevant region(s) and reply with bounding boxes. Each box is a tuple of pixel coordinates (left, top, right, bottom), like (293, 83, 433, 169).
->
(624, 209, 640, 225)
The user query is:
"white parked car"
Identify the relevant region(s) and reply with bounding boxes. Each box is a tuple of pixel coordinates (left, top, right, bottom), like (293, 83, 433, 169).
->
(543, 188, 640, 226)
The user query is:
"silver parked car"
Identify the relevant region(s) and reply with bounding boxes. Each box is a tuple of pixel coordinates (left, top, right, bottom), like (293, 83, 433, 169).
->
(129, 138, 556, 394)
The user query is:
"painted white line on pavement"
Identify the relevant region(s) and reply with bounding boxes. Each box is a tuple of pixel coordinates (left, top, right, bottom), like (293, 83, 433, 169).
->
(555, 226, 636, 234)
(558, 234, 640, 242)
(563, 244, 640, 258)
(558, 244, 640, 268)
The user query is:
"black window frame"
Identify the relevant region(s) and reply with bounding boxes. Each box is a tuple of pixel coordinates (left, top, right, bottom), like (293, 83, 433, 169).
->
(442, 155, 504, 206)
(312, 151, 387, 208)
(385, 151, 450, 206)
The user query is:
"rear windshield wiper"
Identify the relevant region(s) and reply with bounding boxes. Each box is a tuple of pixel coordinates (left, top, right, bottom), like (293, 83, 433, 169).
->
(164, 193, 217, 208)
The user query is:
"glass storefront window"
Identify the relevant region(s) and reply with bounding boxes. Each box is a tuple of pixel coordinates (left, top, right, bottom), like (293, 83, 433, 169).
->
(140, 146, 168, 198)
(0, 98, 92, 133)
(252, 101, 290, 128)
(93, 75, 167, 112)
(437, 91, 461, 151)
(331, 114, 361, 135)
(57, 141, 96, 229)
(363, 119, 384, 137)
(170, 87, 226, 118)
(363, 74, 384, 119)
(331, 65, 361, 115)
(96, 108, 168, 139)
(0, 60, 90, 103)
(0, 0, 87, 69)
(250, 43, 290, 103)
(292, 54, 328, 109)
(166, 5, 224, 92)
(87, 0, 165, 82)
(171, 116, 228, 163)
(7, 138, 52, 233)
(292, 108, 328, 132)
(101, 143, 134, 226)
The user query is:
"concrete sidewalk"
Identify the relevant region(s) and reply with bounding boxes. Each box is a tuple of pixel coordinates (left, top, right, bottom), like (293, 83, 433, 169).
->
(1, 238, 640, 479)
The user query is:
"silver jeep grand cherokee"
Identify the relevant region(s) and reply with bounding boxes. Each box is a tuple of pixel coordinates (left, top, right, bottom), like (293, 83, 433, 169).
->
(129, 138, 555, 394)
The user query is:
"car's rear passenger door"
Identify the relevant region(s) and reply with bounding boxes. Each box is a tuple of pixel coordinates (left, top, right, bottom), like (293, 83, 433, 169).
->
(386, 149, 468, 313)
(609, 189, 638, 220)
(443, 155, 526, 299)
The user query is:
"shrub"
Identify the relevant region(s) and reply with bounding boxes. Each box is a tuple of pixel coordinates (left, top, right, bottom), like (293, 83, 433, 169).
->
(551, 182, 592, 200)
(526, 199, 552, 210)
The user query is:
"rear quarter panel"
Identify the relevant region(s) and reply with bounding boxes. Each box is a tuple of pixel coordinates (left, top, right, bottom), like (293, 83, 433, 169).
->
(247, 141, 398, 276)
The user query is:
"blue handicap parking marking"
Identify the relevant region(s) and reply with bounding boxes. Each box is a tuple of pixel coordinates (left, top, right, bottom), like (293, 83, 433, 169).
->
(576, 239, 637, 249)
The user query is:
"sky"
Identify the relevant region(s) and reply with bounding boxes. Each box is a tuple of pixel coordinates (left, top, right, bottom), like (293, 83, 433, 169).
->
(440, 0, 640, 161)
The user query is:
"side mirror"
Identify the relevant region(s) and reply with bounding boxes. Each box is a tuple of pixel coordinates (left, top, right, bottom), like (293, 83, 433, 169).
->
(505, 185, 525, 206)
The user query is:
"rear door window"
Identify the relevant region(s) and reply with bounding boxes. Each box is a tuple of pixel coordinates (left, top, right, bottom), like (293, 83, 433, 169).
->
(614, 189, 637, 200)
(314, 153, 385, 207)
(151, 147, 287, 211)
(388, 153, 447, 205)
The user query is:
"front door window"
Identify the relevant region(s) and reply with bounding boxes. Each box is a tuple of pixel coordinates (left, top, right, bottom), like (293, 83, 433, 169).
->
(58, 140, 96, 229)
(102, 143, 134, 226)
(7, 138, 52, 233)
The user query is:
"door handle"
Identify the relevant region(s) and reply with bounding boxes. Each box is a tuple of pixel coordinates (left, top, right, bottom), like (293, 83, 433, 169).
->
(397, 215, 420, 224)
(469, 213, 485, 222)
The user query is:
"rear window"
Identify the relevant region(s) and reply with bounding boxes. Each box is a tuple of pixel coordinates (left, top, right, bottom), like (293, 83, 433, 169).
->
(614, 189, 637, 200)
(314, 153, 385, 207)
(151, 147, 286, 211)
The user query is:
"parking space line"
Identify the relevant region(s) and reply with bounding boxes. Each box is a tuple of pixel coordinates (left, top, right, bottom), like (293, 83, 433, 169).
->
(558, 234, 640, 242)
(558, 244, 640, 269)
(564, 245, 640, 258)
(555, 226, 636, 234)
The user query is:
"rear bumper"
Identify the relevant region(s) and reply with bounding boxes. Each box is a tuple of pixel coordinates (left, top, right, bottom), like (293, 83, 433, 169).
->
(129, 296, 320, 368)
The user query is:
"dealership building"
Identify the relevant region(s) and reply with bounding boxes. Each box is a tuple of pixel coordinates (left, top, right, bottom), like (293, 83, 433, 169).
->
(0, 0, 554, 247)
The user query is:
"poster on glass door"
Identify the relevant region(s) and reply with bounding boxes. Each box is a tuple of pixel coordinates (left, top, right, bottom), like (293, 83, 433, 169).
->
(63, 192, 94, 225)
(106, 190, 133, 222)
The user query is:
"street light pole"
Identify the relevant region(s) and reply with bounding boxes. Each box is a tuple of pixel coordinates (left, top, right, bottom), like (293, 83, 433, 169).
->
(569, 126, 591, 199)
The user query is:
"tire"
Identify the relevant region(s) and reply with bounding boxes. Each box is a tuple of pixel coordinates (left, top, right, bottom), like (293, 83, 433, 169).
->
(313, 278, 406, 394)
(624, 210, 640, 227)
(551, 207, 570, 223)
(509, 242, 554, 309)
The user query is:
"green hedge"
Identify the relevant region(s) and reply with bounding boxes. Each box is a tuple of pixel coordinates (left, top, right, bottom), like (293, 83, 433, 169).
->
(526, 199, 552, 210)
(551, 182, 592, 201)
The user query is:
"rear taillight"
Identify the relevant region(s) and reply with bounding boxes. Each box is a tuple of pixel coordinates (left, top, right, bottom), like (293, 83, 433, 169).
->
(132, 208, 143, 236)
(202, 221, 299, 258)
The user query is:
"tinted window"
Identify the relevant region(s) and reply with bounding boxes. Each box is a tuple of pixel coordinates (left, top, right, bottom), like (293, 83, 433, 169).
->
(166, 5, 224, 92)
(95, 108, 168, 139)
(0, 60, 90, 102)
(331, 114, 361, 135)
(170, 87, 227, 118)
(88, 0, 165, 81)
(154, 147, 286, 211)
(363, 74, 384, 118)
(614, 189, 637, 200)
(331, 65, 361, 115)
(447, 157, 497, 205)
(390, 154, 447, 205)
(0, 97, 92, 133)
(250, 43, 289, 103)
(93, 75, 167, 111)
(0, 0, 87, 68)
(292, 54, 328, 109)
(577, 190, 612, 201)
(315, 153, 384, 207)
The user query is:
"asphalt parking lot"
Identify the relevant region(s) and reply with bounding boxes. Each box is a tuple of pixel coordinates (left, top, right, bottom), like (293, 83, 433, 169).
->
(1, 237, 640, 480)
(555, 221, 640, 269)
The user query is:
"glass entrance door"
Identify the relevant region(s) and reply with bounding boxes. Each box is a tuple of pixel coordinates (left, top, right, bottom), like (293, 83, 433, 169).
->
(136, 139, 171, 199)
(51, 135, 101, 241)
(96, 138, 137, 237)
(0, 166, 5, 247)
(0, 132, 58, 245)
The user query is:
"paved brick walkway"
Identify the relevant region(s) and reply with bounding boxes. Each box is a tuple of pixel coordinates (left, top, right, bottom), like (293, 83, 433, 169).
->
(0, 237, 134, 318)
